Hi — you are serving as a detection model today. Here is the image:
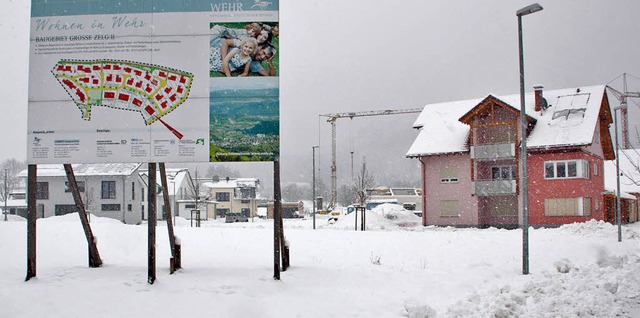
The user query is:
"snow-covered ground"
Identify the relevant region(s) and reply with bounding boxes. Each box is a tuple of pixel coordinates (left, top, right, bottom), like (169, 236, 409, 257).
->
(1, 205, 640, 317)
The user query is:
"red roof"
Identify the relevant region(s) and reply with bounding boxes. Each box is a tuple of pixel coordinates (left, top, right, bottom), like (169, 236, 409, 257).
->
(76, 89, 86, 103)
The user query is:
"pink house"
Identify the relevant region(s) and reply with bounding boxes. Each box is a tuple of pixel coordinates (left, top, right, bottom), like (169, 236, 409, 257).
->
(407, 85, 615, 228)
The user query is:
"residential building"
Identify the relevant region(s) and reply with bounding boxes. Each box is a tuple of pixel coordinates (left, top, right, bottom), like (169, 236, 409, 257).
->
(138, 167, 207, 221)
(18, 163, 145, 224)
(0, 190, 27, 218)
(266, 201, 301, 219)
(202, 177, 259, 219)
(407, 85, 618, 228)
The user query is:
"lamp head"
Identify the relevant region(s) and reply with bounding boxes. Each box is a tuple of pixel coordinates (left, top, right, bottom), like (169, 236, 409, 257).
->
(517, 3, 543, 16)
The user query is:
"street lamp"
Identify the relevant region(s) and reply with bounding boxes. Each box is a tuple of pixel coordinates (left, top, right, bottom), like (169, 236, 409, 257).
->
(614, 103, 626, 242)
(517, 2, 543, 275)
(312, 145, 319, 230)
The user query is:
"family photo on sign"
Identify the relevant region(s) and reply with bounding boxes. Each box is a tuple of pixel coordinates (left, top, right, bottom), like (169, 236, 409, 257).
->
(209, 22, 279, 77)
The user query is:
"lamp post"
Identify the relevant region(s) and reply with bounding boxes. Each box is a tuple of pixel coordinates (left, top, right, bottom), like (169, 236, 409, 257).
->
(614, 103, 626, 242)
(312, 145, 319, 230)
(517, 2, 543, 275)
(4, 169, 8, 221)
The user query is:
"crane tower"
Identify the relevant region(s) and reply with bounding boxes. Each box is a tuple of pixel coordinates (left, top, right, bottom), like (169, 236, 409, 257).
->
(319, 108, 423, 210)
(607, 73, 640, 149)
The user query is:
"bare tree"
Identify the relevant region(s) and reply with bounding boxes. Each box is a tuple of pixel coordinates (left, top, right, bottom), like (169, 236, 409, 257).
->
(352, 159, 375, 207)
(185, 169, 209, 220)
(1, 158, 26, 202)
(620, 148, 640, 186)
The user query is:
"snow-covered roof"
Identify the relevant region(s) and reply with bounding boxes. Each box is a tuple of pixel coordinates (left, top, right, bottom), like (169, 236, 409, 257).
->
(202, 178, 258, 189)
(18, 163, 143, 177)
(0, 198, 27, 208)
(138, 168, 192, 195)
(604, 149, 640, 199)
(407, 85, 608, 157)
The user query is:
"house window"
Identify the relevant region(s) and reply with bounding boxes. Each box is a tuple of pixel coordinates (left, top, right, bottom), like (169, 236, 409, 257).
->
(544, 197, 591, 216)
(36, 182, 49, 200)
(216, 192, 230, 202)
(185, 204, 196, 209)
(127, 204, 132, 211)
(440, 200, 459, 217)
(101, 181, 117, 199)
(544, 160, 589, 179)
(216, 208, 230, 216)
(101, 204, 121, 211)
(55, 204, 78, 216)
(491, 165, 516, 180)
(141, 187, 145, 201)
(65, 181, 86, 193)
(241, 208, 250, 217)
(593, 163, 598, 176)
(132, 182, 135, 200)
(440, 166, 459, 184)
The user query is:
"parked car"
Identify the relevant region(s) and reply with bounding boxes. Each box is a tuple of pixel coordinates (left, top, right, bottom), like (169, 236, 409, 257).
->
(225, 213, 248, 223)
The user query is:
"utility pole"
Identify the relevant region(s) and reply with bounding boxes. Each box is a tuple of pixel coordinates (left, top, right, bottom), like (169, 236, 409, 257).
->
(4, 169, 8, 221)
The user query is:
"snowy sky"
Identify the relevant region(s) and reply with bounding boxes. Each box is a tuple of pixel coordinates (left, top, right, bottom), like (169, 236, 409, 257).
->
(2, 0, 640, 187)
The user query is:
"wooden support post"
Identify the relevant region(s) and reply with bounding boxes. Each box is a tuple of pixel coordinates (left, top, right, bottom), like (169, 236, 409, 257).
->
(25, 164, 37, 281)
(174, 243, 181, 270)
(147, 163, 157, 284)
(355, 208, 358, 231)
(159, 163, 180, 273)
(63, 164, 102, 268)
(273, 160, 281, 280)
(282, 241, 290, 271)
(280, 212, 287, 271)
(361, 208, 366, 231)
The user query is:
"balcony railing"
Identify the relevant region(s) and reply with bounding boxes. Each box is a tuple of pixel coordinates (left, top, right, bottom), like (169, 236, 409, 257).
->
(471, 179, 516, 196)
(470, 143, 515, 160)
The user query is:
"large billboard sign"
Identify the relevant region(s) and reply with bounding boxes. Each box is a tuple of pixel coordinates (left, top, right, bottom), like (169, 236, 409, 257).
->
(27, 0, 279, 163)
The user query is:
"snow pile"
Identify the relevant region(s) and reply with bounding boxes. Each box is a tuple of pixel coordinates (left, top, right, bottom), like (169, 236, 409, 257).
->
(329, 203, 421, 230)
(2, 214, 25, 222)
(558, 219, 640, 240)
(445, 252, 640, 317)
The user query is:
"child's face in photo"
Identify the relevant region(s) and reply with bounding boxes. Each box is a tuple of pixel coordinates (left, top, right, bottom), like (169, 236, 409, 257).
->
(242, 42, 256, 56)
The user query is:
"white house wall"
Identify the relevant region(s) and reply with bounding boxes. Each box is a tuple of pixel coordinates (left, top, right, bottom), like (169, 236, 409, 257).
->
(34, 174, 144, 224)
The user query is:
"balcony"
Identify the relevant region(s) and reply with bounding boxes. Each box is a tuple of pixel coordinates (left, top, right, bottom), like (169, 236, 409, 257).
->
(470, 143, 515, 160)
(471, 180, 516, 196)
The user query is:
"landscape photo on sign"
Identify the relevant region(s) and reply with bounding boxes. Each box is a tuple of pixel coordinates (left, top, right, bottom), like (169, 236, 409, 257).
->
(208, 20, 280, 162)
(51, 59, 193, 140)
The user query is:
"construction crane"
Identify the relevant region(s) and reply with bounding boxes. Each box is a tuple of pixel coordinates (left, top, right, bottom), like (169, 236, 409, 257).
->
(607, 73, 640, 149)
(319, 108, 423, 210)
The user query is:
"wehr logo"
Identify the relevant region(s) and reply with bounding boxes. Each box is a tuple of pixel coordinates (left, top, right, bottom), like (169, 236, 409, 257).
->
(210, 2, 244, 11)
(33, 137, 42, 146)
(251, 0, 272, 9)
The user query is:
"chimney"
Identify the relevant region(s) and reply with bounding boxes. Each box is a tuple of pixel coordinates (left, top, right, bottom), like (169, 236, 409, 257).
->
(533, 85, 544, 112)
